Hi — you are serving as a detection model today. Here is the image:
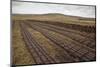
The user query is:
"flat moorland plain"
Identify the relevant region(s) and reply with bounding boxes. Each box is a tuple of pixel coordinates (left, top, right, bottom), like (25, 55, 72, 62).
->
(12, 14, 96, 65)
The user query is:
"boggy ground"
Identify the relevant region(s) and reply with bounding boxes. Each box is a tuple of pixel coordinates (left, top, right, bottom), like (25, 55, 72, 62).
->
(12, 14, 96, 65)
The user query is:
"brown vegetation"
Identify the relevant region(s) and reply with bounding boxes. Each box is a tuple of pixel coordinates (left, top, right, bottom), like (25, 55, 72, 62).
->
(12, 14, 96, 65)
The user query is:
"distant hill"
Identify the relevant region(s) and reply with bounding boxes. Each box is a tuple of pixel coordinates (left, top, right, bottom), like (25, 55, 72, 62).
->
(12, 13, 96, 26)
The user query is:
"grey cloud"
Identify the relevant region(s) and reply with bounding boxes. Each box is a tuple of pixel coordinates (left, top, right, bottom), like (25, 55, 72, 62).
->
(12, 1, 95, 18)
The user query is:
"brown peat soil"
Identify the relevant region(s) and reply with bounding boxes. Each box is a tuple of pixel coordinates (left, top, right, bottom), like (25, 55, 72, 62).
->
(12, 14, 96, 65)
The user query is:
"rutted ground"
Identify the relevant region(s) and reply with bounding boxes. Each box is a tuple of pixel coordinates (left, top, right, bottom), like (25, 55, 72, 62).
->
(12, 21, 35, 65)
(12, 15, 96, 65)
(27, 26, 76, 63)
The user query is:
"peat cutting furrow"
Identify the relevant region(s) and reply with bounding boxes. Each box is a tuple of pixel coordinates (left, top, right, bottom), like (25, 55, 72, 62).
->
(27, 20, 95, 33)
(27, 21, 96, 49)
(24, 22, 79, 63)
(26, 22, 96, 62)
(20, 23, 56, 64)
(35, 21, 96, 40)
(27, 20, 95, 40)
(22, 23, 71, 63)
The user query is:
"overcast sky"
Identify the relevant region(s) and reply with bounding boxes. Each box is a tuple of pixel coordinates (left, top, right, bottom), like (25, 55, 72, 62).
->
(12, 1, 96, 18)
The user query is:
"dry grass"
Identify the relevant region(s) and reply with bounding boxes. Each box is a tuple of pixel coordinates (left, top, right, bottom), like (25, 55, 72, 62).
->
(28, 28, 57, 57)
(12, 21, 35, 65)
